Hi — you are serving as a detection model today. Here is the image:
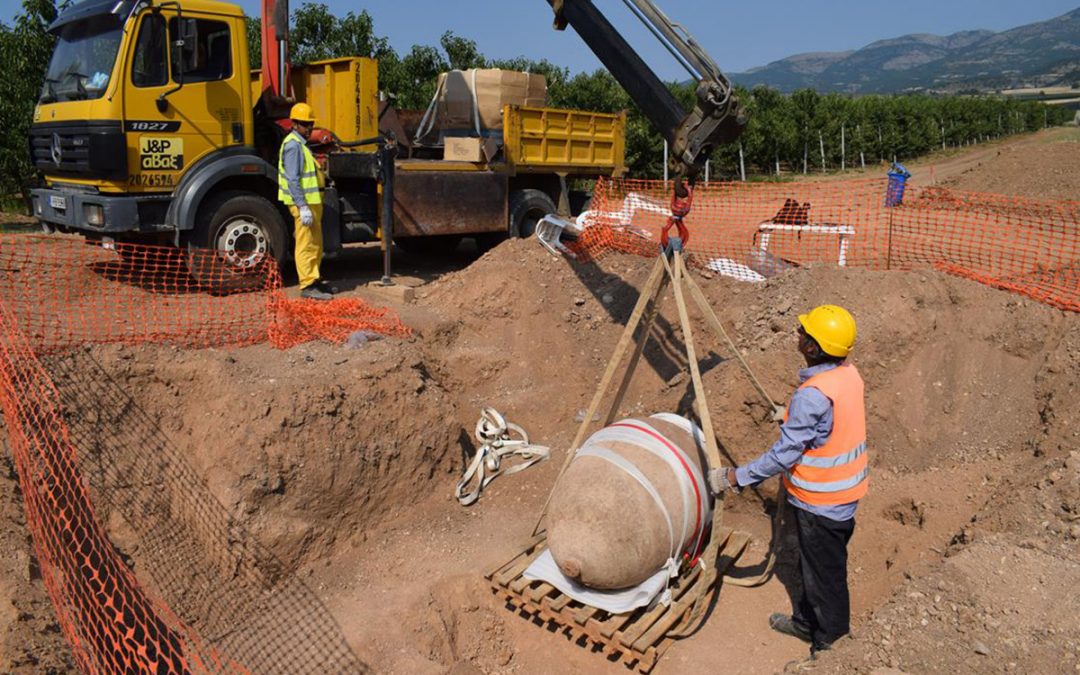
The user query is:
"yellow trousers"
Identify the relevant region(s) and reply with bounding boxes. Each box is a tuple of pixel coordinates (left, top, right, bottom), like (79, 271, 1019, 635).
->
(289, 203, 324, 289)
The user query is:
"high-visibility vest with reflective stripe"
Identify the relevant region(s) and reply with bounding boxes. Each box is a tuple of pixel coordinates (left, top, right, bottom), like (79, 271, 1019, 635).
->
(277, 132, 323, 206)
(782, 363, 869, 506)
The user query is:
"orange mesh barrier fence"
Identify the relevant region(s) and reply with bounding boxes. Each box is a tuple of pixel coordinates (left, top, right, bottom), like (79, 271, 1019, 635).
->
(575, 177, 1079, 312)
(0, 235, 409, 353)
(0, 296, 241, 673)
(271, 296, 413, 347)
(0, 233, 399, 673)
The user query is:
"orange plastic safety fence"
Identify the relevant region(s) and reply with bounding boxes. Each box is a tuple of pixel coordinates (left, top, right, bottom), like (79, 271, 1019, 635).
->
(0, 294, 244, 674)
(0, 233, 397, 673)
(575, 177, 1079, 312)
(271, 296, 413, 348)
(0, 234, 409, 353)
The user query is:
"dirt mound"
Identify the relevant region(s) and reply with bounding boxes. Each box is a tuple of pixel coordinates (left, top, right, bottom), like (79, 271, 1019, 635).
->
(49, 338, 460, 575)
(1, 232, 1076, 673)
(424, 238, 1067, 473)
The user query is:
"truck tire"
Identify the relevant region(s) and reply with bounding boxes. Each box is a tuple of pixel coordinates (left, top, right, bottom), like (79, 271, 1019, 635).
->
(185, 190, 288, 294)
(509, 189, 557, 239)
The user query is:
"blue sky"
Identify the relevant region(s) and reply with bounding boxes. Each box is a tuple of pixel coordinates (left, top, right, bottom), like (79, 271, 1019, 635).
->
(4, 0, 1077, 77)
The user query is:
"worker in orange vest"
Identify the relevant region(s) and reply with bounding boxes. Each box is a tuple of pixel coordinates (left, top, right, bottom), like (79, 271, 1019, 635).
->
(709, 304, 866, 658)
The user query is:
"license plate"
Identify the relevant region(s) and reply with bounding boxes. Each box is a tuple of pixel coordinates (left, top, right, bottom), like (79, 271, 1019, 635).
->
(48, 195, 67, 210)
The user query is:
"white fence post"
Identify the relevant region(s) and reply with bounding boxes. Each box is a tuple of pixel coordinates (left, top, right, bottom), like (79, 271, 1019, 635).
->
(841, 124, 846, 172)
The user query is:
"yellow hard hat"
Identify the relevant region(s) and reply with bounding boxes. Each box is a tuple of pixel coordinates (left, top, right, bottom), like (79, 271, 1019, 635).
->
(290, 102, 316, 123)
(798, 305, 857, 358)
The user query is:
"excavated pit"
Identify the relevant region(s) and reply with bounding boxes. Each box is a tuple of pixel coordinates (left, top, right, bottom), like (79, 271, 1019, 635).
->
(1, 235, 1077, 673)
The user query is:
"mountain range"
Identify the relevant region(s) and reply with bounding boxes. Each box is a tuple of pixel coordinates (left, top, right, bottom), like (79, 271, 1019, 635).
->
(731, 7, 1080, 93)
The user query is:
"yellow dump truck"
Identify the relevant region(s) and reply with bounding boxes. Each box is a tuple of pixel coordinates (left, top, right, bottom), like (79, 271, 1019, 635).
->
(28, 0, 626, 283)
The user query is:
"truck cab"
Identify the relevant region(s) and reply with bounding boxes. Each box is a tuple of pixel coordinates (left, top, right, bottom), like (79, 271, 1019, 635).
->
(31, 0, 254, 240)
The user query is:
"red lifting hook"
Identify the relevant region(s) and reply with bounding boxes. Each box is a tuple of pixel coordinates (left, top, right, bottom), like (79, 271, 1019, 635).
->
(661, 182, 694, 251)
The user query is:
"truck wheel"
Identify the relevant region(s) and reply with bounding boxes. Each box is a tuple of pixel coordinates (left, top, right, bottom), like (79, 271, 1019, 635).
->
(509, 189, 557, 238)
(185, 190, 287, 293)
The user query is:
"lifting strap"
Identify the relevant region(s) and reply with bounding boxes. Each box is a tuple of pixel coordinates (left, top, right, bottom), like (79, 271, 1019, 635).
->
(456, 408, 550, 506)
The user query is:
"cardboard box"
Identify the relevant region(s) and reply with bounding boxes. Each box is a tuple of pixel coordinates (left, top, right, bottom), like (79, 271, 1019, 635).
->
(437, 69, 548, 132)
(444, 137, 484, 162)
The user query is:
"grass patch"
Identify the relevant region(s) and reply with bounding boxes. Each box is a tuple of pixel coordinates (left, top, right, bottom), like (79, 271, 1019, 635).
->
(0, 222, 39, 233)
(1038, 126, 1080, 144)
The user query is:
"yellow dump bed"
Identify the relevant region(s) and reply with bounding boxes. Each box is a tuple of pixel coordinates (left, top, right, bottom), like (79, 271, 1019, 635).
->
(252, 57, 380, 147)
(502, 106, 626, 176)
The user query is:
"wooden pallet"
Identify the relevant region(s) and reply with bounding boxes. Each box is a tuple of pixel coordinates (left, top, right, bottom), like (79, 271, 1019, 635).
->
(486, 527, 752, 673)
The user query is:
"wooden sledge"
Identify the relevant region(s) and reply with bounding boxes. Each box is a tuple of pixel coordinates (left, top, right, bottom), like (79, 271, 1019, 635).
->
(486, 527, 752, 673)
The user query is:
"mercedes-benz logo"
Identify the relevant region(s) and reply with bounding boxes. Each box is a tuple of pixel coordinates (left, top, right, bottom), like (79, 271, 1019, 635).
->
(50, 133, 62, 166)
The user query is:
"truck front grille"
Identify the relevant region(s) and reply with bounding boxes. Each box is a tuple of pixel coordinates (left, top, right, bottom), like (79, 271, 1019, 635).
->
(30, 121, 127, 179)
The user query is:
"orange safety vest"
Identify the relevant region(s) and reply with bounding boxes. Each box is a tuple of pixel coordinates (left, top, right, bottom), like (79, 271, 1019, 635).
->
(782, 363, 869, 506)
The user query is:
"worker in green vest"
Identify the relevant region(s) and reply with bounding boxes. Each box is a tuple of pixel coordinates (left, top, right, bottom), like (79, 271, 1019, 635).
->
(278, 102, 335, 301)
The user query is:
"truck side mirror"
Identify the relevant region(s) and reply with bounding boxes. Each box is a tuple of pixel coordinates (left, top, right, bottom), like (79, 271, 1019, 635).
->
(156, 14, 190, 113)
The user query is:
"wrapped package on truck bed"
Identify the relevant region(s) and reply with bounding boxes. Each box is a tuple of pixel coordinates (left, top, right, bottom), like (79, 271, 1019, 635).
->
(416, 68, 548, 142)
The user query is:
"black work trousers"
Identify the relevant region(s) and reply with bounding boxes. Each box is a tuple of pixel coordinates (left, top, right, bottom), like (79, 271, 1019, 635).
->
(791, 506, 856, 649)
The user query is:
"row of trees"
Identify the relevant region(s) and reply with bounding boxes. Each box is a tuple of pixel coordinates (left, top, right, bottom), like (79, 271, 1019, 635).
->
(1, 0, 1073, 196)
(0, 0, 56, 199)
(714, 87, 1071, 179)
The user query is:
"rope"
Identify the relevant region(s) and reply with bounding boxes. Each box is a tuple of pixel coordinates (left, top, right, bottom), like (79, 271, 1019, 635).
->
(456, 408, 551, 506)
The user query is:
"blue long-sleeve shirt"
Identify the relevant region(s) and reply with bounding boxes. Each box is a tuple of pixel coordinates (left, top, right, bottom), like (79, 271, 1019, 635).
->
(281, 131, 308, 207)
(734, 362, 859, 521)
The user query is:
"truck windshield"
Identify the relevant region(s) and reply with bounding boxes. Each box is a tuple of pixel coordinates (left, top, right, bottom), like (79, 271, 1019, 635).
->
(40, 13, 124, 103)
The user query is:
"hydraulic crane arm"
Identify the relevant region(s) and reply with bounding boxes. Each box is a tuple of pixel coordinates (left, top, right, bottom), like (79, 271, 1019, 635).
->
(261, 0, 291, 101)
(547, 0, 746, 186)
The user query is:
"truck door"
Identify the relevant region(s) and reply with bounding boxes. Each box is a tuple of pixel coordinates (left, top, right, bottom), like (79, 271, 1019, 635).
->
(123, 10, 246, 193)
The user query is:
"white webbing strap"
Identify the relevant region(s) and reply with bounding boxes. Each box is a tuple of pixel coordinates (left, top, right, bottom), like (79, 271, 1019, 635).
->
(586, 427, 689, 555)
(470, 69, 481, 136)
(647, 413, 712, 556)
(455, 408, 550, 506)
(588, 417, 710, 558)
(575, 446, 676, 562)
(414, 74, 445, 145)
(575, 446, 681, 597)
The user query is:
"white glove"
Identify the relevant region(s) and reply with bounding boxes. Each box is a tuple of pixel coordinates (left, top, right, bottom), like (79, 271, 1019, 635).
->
(707, 468, 741, 497)
(299, 205, 314, 227)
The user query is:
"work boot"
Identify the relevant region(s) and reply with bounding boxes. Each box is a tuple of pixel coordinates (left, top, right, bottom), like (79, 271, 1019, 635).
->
(769, 613, 812, 643)
(300, 284, 333, 301)
(314, 279, 338, 295)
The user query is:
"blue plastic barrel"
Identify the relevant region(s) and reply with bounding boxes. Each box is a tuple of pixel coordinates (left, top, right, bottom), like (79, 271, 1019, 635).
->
(886, 162, 911, 207)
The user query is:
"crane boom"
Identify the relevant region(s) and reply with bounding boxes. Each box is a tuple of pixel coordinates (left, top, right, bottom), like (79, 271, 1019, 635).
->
(261, 0, 291, 100)
(547, 0, 746, 185)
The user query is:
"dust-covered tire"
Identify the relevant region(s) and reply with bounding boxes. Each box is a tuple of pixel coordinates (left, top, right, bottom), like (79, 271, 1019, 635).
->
(508, 189, 557, 239)
(185, 190, 288, 294)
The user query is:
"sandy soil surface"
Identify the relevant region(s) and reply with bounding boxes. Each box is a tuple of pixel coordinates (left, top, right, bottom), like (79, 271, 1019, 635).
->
(1, 127, 1078, 674)
(905, 127, 1080, 201)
